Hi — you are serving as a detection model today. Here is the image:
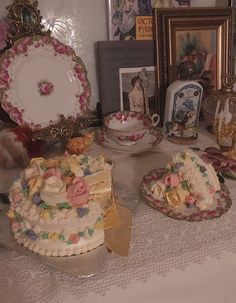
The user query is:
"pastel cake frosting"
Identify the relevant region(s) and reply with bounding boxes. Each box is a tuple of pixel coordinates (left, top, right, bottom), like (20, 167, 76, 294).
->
(149, 149, 221, 210)
(7, 153, 113, 256)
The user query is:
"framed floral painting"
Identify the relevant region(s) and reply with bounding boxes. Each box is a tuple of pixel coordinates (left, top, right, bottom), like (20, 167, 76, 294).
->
(154, 7, 233, 117)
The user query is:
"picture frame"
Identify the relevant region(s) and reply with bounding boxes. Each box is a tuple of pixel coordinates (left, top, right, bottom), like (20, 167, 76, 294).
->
(106, 0, 218, 41)
(119, 66, 156, 115)
(227, 0, 236, 74)
(154, 7, 233, 120)
(96, 40, 156, 116)
(106, 0, 154, 41)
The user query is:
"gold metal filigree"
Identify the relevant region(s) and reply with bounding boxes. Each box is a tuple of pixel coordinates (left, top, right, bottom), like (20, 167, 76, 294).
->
(6, 0, 50, 46)
(32, 115, 95, 143)
(32, 115, 76, 142)
(1, 1, 93, 142)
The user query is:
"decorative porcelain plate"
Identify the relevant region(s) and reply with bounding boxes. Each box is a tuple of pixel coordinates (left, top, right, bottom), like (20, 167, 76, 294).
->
(96, 126, 163, 154)
(140, 169, 232, 222)
(0, 35, 90, 130)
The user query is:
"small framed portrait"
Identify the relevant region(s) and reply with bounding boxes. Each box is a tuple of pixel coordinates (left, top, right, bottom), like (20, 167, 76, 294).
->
(96, 40, 156, 117)
(119, 66, 157, 115)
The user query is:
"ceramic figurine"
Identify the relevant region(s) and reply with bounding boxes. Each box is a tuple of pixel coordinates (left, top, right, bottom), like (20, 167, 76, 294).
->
(164, 61, 203, 144)
(66, 132, 94, 154)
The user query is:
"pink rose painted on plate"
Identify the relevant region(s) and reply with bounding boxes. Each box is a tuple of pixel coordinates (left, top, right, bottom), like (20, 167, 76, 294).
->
(38, 80, 54, 96)
(67, 177, 89, 207)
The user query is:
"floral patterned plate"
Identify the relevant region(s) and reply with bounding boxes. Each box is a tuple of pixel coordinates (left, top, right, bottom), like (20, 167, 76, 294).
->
(140, 169, 232, 222)
(96, 126, 163, 154)
(0, 35, 90, 130)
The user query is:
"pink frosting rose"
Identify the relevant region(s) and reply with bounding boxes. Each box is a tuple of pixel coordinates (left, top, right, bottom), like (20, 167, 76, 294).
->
(66, 177, 89, 207)
(11, 221, 21, 232)
(12, 193, 22, 204)
(185, 194, 195, 204)
(69, 234, 80, 244)
(208, 185, 216, 195)
(164, 173, 180, 187)
(44, 167, 62, 179)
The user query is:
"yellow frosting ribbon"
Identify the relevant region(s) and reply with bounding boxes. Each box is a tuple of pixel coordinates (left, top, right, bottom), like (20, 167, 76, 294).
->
(103, 195, 120, 230)
(7, 209, 15, 219)
(28, 176, 44, 198)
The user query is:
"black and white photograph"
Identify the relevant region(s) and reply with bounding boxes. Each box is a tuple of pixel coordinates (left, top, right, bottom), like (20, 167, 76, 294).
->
(119, 66, 156, 115)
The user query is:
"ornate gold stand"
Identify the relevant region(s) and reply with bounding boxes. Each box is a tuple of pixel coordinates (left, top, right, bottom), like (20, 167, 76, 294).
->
(6, 0, 50, 46)
(32, 115, 97, 143)
(1, 0, 94, 142)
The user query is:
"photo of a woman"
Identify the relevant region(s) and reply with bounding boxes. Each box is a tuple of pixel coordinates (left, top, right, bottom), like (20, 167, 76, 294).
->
(128, 76, 146, 113)
(119, 66, 156, 115)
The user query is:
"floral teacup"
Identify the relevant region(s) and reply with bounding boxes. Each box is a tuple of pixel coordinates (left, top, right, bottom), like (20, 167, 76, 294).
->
(103, 111, 160, 146)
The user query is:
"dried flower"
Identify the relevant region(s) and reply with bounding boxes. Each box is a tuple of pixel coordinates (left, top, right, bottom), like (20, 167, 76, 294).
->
(0, 21, 8, 50)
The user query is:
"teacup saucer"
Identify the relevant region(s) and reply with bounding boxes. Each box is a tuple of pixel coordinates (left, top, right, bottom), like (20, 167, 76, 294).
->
(96, 127, 163, 154)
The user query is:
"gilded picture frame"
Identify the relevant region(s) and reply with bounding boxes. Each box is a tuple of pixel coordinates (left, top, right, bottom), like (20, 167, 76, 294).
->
(154, 7, 233, 122)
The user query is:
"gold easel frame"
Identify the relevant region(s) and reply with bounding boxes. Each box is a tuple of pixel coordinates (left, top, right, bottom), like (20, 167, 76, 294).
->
(6, 0, 50, 46)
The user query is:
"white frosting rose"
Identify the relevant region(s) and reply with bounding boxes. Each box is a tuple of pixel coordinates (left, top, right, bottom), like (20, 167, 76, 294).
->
(24, 167, 39, 181)
(30, 157, 45, 174)
(40, 176, 66, 205)
(44, 176, 65, 194)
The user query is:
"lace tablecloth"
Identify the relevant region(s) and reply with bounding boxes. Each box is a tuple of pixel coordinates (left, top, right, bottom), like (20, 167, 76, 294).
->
(0, 124, 236, 303)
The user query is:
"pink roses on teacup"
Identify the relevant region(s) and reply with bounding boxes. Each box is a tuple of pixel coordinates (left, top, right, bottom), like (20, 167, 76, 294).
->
(67, 177, 89, 207)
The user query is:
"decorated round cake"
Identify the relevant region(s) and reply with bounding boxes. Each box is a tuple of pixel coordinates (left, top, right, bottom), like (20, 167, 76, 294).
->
(7, 153, 113, 256)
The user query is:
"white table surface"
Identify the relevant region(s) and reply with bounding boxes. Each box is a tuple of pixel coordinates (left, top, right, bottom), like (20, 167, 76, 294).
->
(0, 123, 236, 303)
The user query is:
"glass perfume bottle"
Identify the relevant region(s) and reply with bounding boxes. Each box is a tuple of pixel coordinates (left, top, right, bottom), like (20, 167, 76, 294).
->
(212, 75, 236, 159)
(164, 61, 203, 144)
